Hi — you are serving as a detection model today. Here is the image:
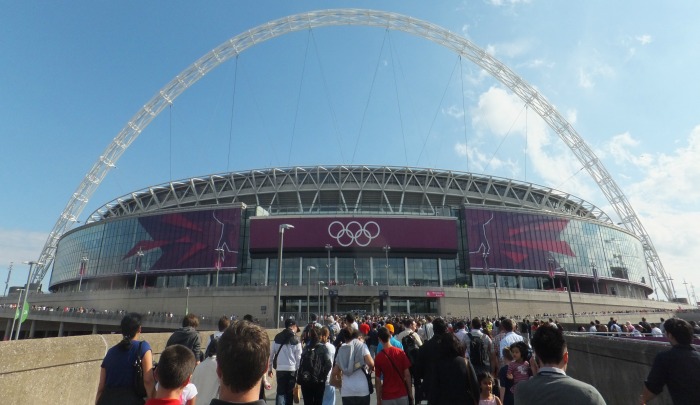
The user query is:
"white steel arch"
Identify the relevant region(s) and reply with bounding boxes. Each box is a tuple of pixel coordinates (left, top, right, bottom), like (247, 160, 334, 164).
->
(33, 9, 674, 300)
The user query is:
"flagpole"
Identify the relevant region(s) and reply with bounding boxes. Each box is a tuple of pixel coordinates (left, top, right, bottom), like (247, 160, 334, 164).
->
(8, 288, 24, 340)
(78, 255, 88, 292)
(16, 261, 41, 340)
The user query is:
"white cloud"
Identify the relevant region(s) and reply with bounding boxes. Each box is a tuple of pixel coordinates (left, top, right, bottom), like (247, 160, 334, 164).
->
(487, 0, 532, 5)
(628, 125, 700, 205)
(466, 86, 597, 196)
(444, 105, 465, 119)
(610, 126, 700, 300)
(604, 132, 642, 165)
(578, 68, 594, 88)
(636, 34, 652, 45)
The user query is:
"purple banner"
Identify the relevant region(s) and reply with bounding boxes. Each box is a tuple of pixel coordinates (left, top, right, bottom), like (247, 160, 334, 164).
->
(250, 216, 457, 252)
(123, 208, 242, 271)
(464, 208, 576, 271)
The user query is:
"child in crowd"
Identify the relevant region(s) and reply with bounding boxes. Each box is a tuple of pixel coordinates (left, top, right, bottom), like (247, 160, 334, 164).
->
(498, 347, 514, 405)
(478, 371, 503, 405)
(506, 341, 531, 396)
(146, 344, 196, 405)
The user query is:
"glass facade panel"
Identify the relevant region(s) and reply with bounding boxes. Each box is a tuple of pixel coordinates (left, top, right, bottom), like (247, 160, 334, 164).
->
(49, 205, 650, 300)
(407, 258, 439, 286)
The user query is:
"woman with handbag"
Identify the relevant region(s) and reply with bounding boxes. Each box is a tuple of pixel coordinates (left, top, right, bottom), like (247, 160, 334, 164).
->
(96, 312, 155, 405)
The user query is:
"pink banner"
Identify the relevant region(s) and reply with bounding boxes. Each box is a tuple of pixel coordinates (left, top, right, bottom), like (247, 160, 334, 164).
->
(250, 216, 458, 253)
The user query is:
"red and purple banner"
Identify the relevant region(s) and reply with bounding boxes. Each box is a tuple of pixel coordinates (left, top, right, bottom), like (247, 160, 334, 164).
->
(464, 208, 576, 271)
(250, 216, 458, 253)
(123, 208, 242, 271)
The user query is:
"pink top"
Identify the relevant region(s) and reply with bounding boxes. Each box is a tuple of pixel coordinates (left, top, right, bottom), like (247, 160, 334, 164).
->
(507, 360, 531, 393)
(479, 396, 498, 405)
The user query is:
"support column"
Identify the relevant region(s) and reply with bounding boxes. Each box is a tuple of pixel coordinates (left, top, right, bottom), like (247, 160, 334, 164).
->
(29, 320, 36, 338)
(57, 322, 64, 337)
(92, 324, 98, 334)
(4, 319, 11, 341)
(438, 258, 443, 287)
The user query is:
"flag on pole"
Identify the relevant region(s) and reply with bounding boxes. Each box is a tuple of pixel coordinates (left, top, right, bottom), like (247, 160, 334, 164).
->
(592, 266, 599, 283)
(20, 302, 29, 324)
(548, 264, 555, 279)
(79, 260, 86, 276)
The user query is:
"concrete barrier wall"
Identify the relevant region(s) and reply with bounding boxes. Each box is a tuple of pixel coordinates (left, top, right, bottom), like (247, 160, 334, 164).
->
(1, 329, 679, 405)
(0, 330, 281, 405)
(566, 335, 673, 405)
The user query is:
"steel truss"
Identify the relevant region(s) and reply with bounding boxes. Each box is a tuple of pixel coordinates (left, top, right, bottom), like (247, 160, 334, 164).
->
(32, 9, 673, 300)
(89, 165, 610, 222)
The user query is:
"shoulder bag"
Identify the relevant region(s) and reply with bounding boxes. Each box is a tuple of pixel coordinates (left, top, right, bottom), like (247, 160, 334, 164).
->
(133, 341, 147, 398)
(379, 350, 412, 405)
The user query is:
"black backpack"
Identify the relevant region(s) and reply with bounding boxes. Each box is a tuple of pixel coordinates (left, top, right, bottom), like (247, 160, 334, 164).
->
(466, 332, 489, 367)
(401, 331, 420, 366)
(297, 343, 332, 385)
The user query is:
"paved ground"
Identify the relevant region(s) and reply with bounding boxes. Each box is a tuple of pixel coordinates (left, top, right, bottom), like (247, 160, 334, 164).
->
(263, 387, 380, 404)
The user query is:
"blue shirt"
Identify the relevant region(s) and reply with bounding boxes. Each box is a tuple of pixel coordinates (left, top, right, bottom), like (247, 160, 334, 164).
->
(377, 336, 403, 353)
(101, 339, 152, 388)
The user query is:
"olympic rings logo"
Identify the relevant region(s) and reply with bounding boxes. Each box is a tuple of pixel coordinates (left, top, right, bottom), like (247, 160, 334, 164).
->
(328, 221, 381, 247)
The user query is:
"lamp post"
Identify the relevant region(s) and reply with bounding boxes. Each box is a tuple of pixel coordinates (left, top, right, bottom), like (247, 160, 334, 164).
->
(683, 279, 691, 304)
(383, 245, 391, 286)
(467, 286, 472, 320)
(306, 266, 316, 321)
(563, 267, 577, 325)
(4, 262, 13, 297)
(383, 245, 391, 315)
(134, 247, 144, 290)
(78, 255, 88, 292)
(276, 224, 294, 329)
(490, 283, 500, 319)
(318, 281, 325, 315)
(9, 288, 24, 340)
(16, 261, 42, 340)
(215, 247, 224, 287)
(325, 244, 332, 285)
(323, 286, 329, 315)
(590, 261, 599, 294)
(185, 286, 190, 316)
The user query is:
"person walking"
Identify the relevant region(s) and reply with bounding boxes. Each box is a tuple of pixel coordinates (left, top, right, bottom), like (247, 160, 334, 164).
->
(269, 319, 303, 405)
(96, 312, 155, 405)
(641, 318, 700, 404)
(375, 326, 413, 405)
(515, 324, 605, 405)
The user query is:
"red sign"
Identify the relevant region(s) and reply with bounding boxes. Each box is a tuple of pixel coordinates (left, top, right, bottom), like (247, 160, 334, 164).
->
(426, 291, 445, 297)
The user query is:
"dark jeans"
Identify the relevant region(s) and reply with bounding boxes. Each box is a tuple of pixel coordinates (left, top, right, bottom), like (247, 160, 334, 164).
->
(300, 382, 325, 405)
(276, 370, 296, 405)
(342, 395, 371, 405)
(96, 387, 145, 405)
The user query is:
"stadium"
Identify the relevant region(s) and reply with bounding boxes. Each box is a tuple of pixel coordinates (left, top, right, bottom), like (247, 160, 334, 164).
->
(43, 165, 657, 321)
(1, 10, 686, 336)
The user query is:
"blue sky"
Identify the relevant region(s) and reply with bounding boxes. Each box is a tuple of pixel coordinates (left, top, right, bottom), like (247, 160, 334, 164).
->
(2, 1, 699, 302)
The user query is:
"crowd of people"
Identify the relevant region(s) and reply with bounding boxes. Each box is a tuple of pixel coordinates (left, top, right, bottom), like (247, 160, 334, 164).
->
(93, 309, 700, 405)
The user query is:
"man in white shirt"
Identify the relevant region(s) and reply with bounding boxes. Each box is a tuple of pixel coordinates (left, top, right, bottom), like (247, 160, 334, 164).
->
(453, 320, 468, 342)
(498, 319, 524, 359)
(462, 317, 497, 376)
(395, 318, 424, 347)
(417, 316, 434, 342)
(269, 319, 303, 405)
(650, 323, 663, 337)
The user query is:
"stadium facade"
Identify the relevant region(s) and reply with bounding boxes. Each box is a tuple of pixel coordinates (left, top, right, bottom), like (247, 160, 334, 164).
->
(48, 165, 651, 316)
